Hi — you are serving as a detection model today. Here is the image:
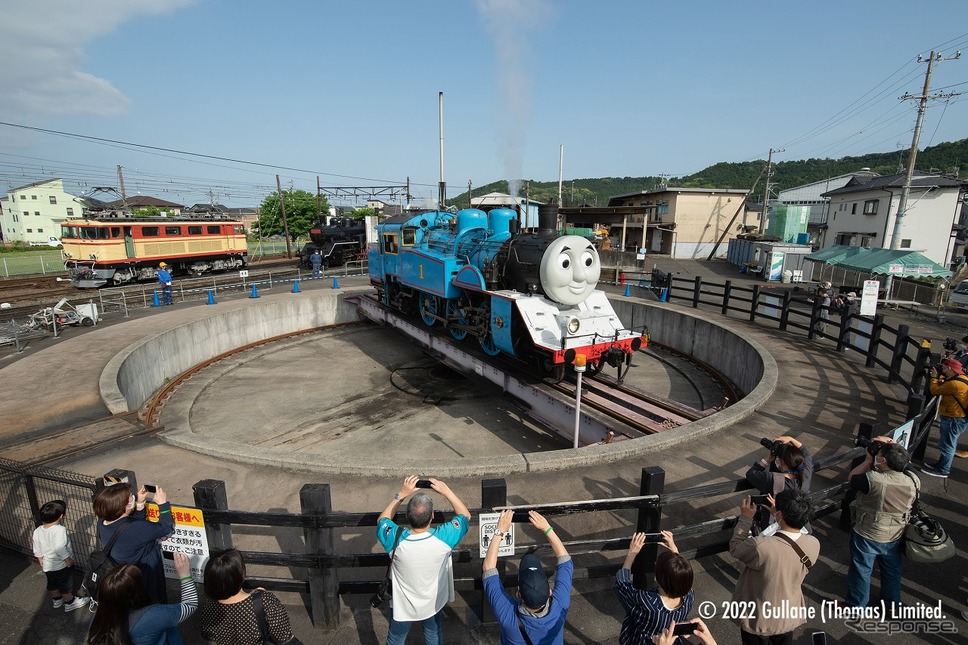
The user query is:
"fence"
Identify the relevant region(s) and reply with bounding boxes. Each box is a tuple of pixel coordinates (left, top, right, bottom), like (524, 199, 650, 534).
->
(0, 251, 67, 278)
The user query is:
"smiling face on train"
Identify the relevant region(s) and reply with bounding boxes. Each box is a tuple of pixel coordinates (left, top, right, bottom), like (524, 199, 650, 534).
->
(539, 235, 601, 306)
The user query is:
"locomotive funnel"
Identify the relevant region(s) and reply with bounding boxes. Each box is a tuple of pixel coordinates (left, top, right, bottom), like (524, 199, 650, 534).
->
(538, 203, 558, 235)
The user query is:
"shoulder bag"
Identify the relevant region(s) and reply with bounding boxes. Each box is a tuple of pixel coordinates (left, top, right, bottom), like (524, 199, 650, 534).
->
(902, 473, 955, 563)
(774, 532, 814, 568)
(369, 526, 404, 608)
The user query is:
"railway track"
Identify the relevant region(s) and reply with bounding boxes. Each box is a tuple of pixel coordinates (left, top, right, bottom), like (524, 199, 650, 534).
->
(549, 343, 736, 439)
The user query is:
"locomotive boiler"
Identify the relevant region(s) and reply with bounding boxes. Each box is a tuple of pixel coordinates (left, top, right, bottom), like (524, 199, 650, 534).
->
(368, 206, 646, 380)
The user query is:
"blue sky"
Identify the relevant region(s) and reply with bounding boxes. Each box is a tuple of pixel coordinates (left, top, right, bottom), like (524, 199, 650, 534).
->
(1, 0, 966, 207)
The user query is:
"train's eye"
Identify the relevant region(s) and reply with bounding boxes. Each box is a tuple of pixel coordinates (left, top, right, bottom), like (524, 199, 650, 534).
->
(558, 255, 570, 270)
(581, 251, 595, 267)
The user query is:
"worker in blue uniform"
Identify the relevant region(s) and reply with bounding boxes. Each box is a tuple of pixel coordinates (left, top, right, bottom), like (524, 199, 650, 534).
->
(158, 262, 174, 305)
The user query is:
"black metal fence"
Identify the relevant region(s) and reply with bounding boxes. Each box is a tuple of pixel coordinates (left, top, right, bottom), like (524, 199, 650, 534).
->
(0, 457, 98, 566)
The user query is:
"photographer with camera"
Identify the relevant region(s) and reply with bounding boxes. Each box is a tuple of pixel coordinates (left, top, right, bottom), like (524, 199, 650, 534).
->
(921, 358, 968, 478)
(744, 436, 814, 535)
(375, 476, 470, 645)
(844, 437, 918, 609)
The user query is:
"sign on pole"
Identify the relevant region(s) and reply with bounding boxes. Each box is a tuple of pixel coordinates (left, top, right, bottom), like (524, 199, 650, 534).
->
(860, 280, 879, 317)
(147, 504, 210, 581)
(479, 512, 515, 558)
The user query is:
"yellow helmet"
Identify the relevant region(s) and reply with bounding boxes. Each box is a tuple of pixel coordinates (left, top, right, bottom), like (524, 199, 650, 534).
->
(159, 262, 167, 268)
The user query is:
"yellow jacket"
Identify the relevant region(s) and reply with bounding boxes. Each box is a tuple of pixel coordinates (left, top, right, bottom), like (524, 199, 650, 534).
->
(929, 376, 968, 418)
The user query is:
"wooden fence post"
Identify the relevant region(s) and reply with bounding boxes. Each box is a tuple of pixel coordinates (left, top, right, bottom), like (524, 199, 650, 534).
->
(839, 421, 878, 530)
(634, 467, 665, 589)
(908, 394, 930, 462)
(779, 291, 792, 331)
(837, 310, 851, 352)
(750, 285, 761, 322)
(481, 479, 507, 624)
(193, 479, 233, 552)
(807, 296, 821, 341)
(301, 484, 339, 630)
(888, 325, 911, 384)
(865, 314, 884, 369)
(721, 280, 732, 316)
(692, 276, 702, 309)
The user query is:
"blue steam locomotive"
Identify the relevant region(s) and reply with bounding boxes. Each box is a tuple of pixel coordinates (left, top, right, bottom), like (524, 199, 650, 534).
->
(367, 206, 646, 380)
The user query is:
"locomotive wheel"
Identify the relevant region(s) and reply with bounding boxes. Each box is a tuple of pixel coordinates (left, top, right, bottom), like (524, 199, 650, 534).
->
(539, 359, 566, 384)
(477, 302, 501, 356)
(586, 358, 605, 376)
(446, 300, 468, 341)
(419, 293, 438, 327)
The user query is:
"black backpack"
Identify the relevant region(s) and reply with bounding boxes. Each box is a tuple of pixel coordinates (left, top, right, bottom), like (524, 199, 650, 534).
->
(82, 522, 131, 608)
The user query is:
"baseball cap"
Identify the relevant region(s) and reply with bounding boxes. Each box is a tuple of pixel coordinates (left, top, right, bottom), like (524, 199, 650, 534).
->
(942, 358, 964, 375)
(847, 292, 857, 298)
(518, 554, 549, 609)
(159, 262, 167, 268)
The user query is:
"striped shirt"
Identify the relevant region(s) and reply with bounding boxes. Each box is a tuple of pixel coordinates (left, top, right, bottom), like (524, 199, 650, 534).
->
(614, 568, 694, 645)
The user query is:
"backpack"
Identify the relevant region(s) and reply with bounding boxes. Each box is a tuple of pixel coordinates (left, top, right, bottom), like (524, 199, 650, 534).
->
(82, 521, 131, 608)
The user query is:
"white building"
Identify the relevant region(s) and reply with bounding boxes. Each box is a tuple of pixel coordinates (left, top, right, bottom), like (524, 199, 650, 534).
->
(2, 179, 85, 245)
(820, 172, 964, 267)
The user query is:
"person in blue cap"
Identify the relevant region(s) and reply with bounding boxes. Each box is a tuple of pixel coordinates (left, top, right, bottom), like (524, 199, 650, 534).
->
(483, 509, 573, 644)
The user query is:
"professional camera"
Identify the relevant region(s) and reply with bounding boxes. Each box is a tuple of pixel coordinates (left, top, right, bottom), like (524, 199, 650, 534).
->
(854, 436, 882, 456)
(943, 337, 958, 353)
(759, 437, 781, 452)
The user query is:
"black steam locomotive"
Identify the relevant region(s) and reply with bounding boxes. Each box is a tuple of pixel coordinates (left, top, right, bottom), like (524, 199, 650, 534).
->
(298, 216, 367, 268)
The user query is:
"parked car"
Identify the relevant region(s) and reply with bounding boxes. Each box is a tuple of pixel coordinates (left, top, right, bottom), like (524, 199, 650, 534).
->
(28, 237, 62, 248)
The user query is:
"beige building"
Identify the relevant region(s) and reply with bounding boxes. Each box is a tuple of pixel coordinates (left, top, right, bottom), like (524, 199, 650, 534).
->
(606, 187, 750, 259)
(2, 178, 87, 245)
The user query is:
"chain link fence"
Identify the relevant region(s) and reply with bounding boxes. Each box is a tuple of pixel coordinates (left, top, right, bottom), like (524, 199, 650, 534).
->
(0, 252, 67, 278)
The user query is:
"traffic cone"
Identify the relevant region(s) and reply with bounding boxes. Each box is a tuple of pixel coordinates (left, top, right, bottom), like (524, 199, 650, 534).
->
(152, 290, 161, 307)
(624, 283, 631, 297)
(291, 279, 301, 294)
(331, 276, 339, 289)
(250, 284, 259, 298)
(660, 287, 669, 302)
(206, 289, 216, 305)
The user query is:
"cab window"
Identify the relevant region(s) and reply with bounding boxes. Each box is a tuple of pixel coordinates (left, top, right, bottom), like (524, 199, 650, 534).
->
(165, 226, 182, 235)
(208, 226, 222, 234)
(188, 226, 203, 235)
(382, 233, 399, 254)
(402, 227, 417, 246)
(142, 227, 160, 237)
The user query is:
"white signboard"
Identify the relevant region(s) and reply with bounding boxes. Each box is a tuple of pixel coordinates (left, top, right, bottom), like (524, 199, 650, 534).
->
(149, 505, 210, 582)
(479, 512, 515, 558)
(239, 270, 249, 278)
(860, 280, 879, 317)
(888, 264, 904, 275)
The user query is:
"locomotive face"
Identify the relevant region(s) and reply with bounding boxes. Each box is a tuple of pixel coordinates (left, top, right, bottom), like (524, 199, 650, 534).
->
(539, 235, 601, 306)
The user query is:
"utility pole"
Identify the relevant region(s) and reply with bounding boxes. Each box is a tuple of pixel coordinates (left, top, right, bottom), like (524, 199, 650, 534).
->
(889, 50, 961, 250)
(558, 144, 564, 230)
(761, 148, 783, 234)
(467, 179, 472, 209)
(116, 165, 128, 210)
(276, 174, 292, 258)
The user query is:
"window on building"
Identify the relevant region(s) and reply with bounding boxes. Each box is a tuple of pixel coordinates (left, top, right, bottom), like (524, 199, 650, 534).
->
(31, 195, 37, 200)
(66, 208, 74, 216)
(142, 227, 160, 236)
(657, 202, 669, 216)
(26, 228, 33, 233)
(34, 212, 40, 217)
(863, 200, 878, 215)
(20, 195, 26, 200)
(900, 239, 912, 248)
(38, 228, 44, 233)
(851, 203, 857, 214)
(49, 196, 57, 204)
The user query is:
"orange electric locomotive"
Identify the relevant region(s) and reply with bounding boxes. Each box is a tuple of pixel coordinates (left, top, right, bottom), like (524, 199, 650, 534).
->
(62, 218, 248, 288)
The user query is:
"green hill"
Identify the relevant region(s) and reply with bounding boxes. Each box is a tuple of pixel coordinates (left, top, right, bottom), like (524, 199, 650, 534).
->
(454, 139, 968, 208)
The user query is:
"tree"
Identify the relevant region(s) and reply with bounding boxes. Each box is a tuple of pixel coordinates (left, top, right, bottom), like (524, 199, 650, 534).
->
(255, 190, 329, 240)
(131, 206, 162, 217)
(349, 207, 375, 220)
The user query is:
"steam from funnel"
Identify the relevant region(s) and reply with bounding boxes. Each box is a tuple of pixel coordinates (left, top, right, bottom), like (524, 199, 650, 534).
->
(474, 0, 550, 199)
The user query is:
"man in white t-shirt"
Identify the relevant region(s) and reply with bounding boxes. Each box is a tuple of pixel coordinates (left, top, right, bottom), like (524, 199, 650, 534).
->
(376, 476, 470, 645)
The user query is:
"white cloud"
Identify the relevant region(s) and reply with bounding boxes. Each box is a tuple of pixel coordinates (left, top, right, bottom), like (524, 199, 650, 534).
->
(0, 0, 196, 119)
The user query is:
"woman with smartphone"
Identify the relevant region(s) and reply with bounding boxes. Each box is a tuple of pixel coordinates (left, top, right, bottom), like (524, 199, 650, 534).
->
(87, 552, 198, 645)
(615, 530, 697, 644)
(92, 483, 174, 602)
